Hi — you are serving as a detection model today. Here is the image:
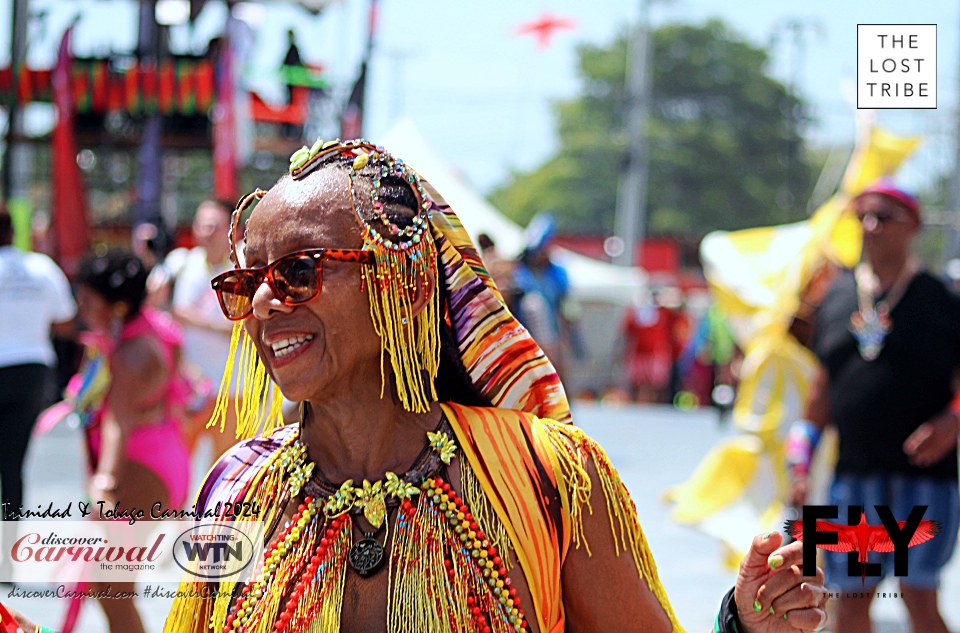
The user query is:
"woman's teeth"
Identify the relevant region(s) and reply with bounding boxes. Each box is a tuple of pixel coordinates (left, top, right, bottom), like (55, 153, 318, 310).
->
(271, 334, 315, 357)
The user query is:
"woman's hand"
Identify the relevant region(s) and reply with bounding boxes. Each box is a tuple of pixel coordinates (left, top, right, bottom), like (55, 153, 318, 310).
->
(735, 532, 829, 633)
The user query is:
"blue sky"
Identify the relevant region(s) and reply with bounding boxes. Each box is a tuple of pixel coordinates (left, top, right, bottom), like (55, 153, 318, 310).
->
(2, 0, 957, 197)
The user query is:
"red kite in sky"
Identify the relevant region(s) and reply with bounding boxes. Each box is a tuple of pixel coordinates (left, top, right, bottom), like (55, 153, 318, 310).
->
(785, 512, 940, 585)
(514, 11, 577, 49)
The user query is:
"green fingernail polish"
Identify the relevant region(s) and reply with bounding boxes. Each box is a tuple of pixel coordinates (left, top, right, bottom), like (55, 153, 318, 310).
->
(768, 554, 784, 570)
(769, 606, 775, 615)
(784, 614, 788, 620)
(763, 532, 773, 539)
(753, 599, 762, 612)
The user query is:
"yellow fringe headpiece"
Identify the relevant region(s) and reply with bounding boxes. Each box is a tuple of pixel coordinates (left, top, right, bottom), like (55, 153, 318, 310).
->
(210, 140, 441, 441)
(204, 189, 287, 440)
(309, 139, 440, 414)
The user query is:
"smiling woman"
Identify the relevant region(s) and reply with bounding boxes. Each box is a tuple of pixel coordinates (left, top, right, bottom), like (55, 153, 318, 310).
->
(0, 140, 831, 633)
(168, 139, 835, 633)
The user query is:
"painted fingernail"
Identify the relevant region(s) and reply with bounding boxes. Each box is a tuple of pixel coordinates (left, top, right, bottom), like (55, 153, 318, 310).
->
(769, 606, 775, 615)
(784, 614, 788, 620)
(763, 532, 773, 539)
(753, 598, 762, 612)
(768, 554, 784, 569)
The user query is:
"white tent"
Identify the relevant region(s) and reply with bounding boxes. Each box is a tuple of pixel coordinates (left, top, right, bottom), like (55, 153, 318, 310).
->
(380, 119, 647, 305)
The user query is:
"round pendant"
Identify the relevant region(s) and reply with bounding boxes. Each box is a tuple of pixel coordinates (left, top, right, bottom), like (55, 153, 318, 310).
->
(348, 537, 384, 576)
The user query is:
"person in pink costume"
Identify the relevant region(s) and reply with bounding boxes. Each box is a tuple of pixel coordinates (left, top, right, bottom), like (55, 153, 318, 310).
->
(67, 248, 191, 633)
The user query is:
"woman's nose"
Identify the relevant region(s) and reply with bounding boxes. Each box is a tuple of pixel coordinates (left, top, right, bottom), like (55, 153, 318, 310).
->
(250, 280, 295, 319)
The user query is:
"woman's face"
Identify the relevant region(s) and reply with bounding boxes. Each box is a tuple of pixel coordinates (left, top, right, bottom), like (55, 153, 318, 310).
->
(76, 285, 116, 333)
(241, 169, 384, 404)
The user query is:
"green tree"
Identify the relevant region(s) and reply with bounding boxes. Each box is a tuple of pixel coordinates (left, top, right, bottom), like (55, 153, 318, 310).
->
(490, 19, 816, 236)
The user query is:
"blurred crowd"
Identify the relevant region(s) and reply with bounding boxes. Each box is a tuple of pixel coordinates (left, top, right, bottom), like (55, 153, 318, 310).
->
(475, 213, 742, 415)
(1, 198, 252, 630)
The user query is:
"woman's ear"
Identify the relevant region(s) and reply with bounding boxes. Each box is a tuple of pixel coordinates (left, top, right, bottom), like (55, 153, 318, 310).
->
(409, 269, 437, 319)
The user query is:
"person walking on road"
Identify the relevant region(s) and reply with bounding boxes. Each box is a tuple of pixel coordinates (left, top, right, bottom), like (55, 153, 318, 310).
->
(0, 207, 76, 577)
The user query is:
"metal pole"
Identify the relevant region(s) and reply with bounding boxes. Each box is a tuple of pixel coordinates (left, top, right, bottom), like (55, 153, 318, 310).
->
(135, 0, 163, 228)
(945, 9, 960, 266)
(613, 0, 651, 267)
(2, 0, 29, 201)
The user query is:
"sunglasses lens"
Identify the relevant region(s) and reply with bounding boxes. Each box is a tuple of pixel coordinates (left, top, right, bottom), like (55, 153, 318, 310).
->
(216, 272, 258, 319)
(273, 255, 319, 303)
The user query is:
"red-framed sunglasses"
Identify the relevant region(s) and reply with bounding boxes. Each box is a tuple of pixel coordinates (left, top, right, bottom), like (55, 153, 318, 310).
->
(211, 248, 375, 320)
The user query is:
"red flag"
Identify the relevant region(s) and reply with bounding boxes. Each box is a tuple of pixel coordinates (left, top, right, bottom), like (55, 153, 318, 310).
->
(51, 26, 89, 276)
(0, 601, 25, 633)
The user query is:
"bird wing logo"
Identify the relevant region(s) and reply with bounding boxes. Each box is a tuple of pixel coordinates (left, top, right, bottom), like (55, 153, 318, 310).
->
(785, 512, 940, 585)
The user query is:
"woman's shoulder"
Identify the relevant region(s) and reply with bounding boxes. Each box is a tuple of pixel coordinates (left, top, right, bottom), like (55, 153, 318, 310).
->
(195, 425, 299, 510)
(442, 402, 598, 478)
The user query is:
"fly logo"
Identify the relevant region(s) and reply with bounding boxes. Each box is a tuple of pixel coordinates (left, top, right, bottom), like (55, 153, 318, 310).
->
(788, 505, 940, 585)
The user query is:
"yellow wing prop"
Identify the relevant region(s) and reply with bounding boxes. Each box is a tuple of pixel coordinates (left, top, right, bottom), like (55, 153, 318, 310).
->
(665, 123, 921, 569)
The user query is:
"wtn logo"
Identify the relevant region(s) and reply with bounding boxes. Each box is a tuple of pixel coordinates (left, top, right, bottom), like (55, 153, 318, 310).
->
(173, 524, 257, 580)
(180, 540, 245, 564)
(786, 505, 941, 585)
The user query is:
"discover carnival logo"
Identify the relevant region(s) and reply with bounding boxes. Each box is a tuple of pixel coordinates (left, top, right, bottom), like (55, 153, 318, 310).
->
(11, 531, 164, 567)
(2, 521, 264, 583)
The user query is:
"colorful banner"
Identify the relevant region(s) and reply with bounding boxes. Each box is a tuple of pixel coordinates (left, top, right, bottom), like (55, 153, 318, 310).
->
(0, 58, 217, 116)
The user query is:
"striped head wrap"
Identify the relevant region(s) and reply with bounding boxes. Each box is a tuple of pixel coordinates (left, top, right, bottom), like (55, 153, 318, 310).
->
(212, 139, 570, 440)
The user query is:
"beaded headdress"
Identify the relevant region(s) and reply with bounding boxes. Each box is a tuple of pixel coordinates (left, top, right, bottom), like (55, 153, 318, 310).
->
(294, 140, 440, 415)
(209, 138, 570, 441)
(211, 139, 441, 439)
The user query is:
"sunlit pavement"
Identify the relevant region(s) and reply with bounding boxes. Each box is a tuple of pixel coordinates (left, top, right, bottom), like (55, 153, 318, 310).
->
(5, 403, 959, 632)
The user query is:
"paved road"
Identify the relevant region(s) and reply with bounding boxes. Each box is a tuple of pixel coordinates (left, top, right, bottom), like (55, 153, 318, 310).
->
(4, 403, 958, 631)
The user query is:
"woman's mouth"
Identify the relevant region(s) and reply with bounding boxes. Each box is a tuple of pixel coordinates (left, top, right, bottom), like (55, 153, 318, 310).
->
(269, 334, 316, 364)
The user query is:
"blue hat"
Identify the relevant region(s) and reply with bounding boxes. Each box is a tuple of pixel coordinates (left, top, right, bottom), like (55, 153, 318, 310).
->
(523, 213, 557, 252)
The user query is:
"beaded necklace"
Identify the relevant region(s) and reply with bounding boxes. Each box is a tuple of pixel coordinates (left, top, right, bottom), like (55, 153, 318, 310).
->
(223, 420, 529, 633)
(850, 257, 918, 361)
(302, 427, 447, 577)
